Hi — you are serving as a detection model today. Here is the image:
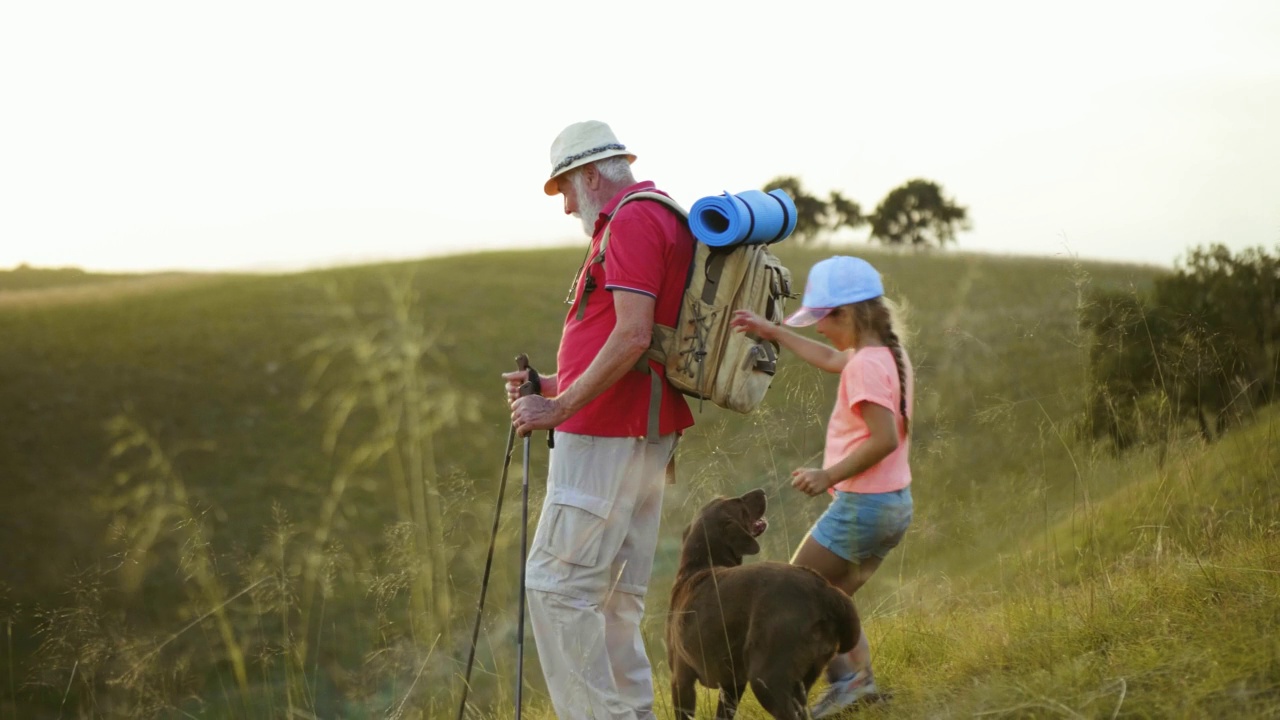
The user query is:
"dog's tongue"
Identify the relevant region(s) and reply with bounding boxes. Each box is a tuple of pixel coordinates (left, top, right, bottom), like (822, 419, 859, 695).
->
(750, 517, 768, 537)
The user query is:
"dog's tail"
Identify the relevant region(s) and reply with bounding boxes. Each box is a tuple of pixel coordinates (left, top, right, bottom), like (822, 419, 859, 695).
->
(825, 588, 859, 655)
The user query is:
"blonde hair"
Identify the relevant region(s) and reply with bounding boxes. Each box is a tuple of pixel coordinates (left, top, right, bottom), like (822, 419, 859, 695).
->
(844, 296, 912, 434)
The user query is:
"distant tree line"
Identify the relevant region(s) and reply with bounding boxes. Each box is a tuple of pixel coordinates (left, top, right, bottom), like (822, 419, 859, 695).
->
(1081, 243, 1280, 451)
(764, 176, 970, 247)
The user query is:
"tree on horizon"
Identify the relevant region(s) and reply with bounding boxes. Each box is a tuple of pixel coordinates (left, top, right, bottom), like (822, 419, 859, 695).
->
(763, 176, 866, 242)
(868, 178, 970, 247)
(763, 176, 967, 248)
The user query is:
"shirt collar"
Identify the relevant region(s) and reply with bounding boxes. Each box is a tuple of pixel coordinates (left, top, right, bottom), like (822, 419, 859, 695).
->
(592, 181, 657, 236)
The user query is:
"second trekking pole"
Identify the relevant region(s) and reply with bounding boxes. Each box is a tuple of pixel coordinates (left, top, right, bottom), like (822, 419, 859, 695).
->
(455, 354, 530, 720)
(514, 361, 542, 720)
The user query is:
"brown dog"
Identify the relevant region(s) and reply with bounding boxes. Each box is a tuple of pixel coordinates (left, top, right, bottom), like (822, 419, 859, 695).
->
(666, 488, 858, 719)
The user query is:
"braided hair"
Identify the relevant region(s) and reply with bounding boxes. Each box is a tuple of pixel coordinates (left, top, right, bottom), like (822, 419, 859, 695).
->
(849, 297, 911, 435)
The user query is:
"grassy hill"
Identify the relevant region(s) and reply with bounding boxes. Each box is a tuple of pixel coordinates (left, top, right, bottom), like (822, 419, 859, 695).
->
(2, 246, 1275, 718)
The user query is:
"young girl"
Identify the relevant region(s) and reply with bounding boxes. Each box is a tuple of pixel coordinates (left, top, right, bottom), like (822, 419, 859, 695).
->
(730, 255, 913, 717)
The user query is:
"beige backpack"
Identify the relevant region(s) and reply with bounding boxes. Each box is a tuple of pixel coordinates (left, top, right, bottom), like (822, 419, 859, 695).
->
(592, 191, 794, 438)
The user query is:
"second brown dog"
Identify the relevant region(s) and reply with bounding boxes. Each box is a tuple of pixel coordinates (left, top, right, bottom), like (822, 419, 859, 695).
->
(666, 488, 857, 719)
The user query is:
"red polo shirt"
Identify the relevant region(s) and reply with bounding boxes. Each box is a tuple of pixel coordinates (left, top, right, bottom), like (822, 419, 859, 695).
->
(556, 181, 696, 437)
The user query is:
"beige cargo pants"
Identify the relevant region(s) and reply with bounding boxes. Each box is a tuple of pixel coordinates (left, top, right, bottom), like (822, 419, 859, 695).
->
(524, 431, 677, 720)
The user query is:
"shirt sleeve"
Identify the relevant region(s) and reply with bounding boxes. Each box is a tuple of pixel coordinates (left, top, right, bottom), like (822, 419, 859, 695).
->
(843, 351, 897, 414)
(602, 204, 665, 298)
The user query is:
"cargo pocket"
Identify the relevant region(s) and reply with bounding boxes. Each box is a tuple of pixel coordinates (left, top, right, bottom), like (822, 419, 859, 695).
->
(544, 488, 613, 567)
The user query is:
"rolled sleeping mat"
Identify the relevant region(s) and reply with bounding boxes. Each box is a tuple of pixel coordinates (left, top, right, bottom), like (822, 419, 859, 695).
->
(688, 188, 798, 248)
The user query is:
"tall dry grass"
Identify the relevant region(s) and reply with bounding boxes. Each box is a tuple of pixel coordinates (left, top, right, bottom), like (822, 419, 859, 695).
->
(4, 247, 1275, 718)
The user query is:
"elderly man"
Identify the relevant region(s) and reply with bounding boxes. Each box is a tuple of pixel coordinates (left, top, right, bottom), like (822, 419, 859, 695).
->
(505, 120, 695, 719)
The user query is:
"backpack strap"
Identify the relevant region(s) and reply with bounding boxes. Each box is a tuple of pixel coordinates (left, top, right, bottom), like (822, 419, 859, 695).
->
(598, 191, 688, 255)
(575, 191, 687, 322)
(580, 191, 689, 445)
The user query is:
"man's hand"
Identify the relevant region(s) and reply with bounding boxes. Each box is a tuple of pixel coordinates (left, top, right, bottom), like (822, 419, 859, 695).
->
(502, 370, 558, 404)
(791, 467, 832, 497)
(502, 369, 530, 404)
(511, 395, 568, 437)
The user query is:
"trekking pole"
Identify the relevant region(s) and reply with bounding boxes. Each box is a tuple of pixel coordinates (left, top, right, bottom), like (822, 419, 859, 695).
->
(456, 354, 531, 720)
(514, 362, 542, 720)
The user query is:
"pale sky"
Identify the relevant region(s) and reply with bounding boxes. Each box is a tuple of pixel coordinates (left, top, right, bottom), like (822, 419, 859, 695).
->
(2, 1, 1278, 273)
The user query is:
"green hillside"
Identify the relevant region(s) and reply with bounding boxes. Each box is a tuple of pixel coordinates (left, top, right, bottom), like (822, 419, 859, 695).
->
(2, 246, 1275, 718)
(0, 266, 136, 292)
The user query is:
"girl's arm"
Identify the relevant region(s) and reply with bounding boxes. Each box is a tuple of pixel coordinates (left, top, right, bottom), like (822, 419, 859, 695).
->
(730, 310, 849, 373)
(791, 401, 900, 495)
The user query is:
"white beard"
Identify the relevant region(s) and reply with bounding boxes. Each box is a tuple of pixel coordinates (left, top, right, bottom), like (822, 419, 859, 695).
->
(570, 174, 604, 237)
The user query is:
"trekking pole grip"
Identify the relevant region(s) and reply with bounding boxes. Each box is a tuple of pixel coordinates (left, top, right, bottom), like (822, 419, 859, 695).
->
(514, 354, 553, 449)
(516, 354, 541, 397)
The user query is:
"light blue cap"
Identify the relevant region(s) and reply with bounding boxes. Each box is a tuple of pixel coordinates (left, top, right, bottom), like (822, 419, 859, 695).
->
(784, 256, 884, 327)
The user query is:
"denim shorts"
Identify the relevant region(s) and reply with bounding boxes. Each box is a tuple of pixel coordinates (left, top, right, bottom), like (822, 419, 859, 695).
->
(810, 487, 913, 563)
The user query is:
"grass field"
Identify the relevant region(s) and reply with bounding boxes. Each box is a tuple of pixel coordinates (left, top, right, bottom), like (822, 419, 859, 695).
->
(1, 244, 1276, 718)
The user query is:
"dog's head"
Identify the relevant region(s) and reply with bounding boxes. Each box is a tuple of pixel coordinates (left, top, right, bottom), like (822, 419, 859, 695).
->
(679, 488, 769, 572)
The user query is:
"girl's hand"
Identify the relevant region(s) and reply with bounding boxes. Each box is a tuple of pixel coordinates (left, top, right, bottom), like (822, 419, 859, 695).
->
(791, 467, 832, 497)
(730, 310, 778, 341)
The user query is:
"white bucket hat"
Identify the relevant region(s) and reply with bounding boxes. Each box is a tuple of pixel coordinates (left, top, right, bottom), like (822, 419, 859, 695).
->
(784, 256, 885, 327)
(543, 120, 636, 195)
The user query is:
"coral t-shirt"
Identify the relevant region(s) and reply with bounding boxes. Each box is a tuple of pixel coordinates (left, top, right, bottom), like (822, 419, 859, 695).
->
(824, 346, 913, 494)
(555, 181, 696, 438)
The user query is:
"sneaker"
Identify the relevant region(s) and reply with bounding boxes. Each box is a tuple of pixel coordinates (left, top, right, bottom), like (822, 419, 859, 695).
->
(810, 670, 878, 718)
